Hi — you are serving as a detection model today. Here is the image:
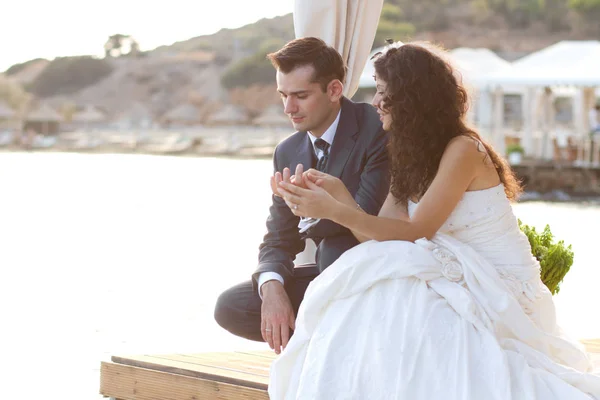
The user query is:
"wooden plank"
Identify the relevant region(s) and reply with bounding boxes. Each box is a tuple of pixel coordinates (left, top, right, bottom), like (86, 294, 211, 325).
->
(234, 350, 277, 360)
(104, 339, 599, 400)
(100, 361, 268, 400)
(146, 353, 271, 377)
(582, 339, 600, 368)
(176, 353, 273, 373)
(112, 353, 269, 389)
(582, 339, 600, 353)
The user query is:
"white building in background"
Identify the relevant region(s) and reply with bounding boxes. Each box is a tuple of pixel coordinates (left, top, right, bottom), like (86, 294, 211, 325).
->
(484, 40, 600, 161)
(358, 40, 600, 162)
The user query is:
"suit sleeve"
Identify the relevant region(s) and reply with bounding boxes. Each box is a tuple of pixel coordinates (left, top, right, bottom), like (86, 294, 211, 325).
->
(251, 147, 306, 292)
(353, 127, 390, 215)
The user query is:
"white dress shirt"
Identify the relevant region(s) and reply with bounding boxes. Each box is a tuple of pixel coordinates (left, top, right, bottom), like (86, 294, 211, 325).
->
(258, 110, 341, 297)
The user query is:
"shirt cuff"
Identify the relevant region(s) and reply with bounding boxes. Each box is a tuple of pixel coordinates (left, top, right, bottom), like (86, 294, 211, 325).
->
(298, 217, 320, 233)
(258, 272, 285, 299)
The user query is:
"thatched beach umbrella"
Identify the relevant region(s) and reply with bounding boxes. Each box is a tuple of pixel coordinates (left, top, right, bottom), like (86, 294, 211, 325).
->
(72, 105, 106, 131)
(162, 103, 201, 126)
(27, 103, 62, 122)
(116, 102, 154, 130)
(72, 105, 106, 123)
(253, 105, 290, 127)
(26, 103, 62, 135)
(205, 104, 248, 152)
(206, 104, 247, 126)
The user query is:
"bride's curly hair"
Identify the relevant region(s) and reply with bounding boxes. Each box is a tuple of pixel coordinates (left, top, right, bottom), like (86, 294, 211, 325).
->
(372, 42, 522, 204)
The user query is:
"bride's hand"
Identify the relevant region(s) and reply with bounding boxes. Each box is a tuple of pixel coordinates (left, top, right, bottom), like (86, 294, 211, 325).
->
(304, 169, 355, 206)
(277, 178, 339, 220)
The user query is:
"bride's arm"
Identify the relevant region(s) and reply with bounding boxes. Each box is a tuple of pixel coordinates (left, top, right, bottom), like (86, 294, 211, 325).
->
(330, 138, 484, 242)
(278, 136, 486, 242)
(347, 192, 409, 243)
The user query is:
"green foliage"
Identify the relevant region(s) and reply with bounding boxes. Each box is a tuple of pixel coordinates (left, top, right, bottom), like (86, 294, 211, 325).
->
(0, 78, 29, 109)
(506, 143, 525, 154)
(373, 20, 416, 49)
(569, 0, 600, 9)
(569, 0, 600, 26)
(220, 40, 284, 89)
(518, 220, 574, 295)
(371, 3, 416, 48)
(381, 2, 405, 20)
(28, 56, 114, 98)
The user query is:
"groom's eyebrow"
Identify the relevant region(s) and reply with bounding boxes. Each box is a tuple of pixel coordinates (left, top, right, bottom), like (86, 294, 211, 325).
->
(278, 90, 310, 96)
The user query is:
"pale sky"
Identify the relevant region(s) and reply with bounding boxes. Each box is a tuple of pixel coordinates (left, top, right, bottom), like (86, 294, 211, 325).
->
(0, 0, 295, 71)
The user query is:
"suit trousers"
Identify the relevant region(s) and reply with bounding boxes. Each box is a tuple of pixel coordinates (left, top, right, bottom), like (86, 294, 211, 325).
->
(214, 265, 318, 342)
(214, 235, 359, 342)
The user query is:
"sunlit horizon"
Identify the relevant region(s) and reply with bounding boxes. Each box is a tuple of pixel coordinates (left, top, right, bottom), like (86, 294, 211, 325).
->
(1, 0, 295, 72)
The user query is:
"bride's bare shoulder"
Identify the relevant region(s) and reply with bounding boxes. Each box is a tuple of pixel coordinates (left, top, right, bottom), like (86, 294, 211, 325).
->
(443, 135, 488, 163)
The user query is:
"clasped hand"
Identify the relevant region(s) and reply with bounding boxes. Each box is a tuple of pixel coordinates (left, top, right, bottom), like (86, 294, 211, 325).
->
(269, 164, 353, 220)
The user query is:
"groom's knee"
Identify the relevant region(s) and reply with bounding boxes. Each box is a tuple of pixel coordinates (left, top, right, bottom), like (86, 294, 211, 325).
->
(213, 281, 263, 342)
(317, 235, 359, 273)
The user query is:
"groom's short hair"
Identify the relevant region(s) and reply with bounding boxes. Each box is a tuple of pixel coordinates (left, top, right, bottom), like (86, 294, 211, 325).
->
(267, 37, 346, 92)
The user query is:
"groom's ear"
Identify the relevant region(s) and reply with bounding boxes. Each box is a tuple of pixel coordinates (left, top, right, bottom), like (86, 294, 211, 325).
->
(327, 79, 344, 102)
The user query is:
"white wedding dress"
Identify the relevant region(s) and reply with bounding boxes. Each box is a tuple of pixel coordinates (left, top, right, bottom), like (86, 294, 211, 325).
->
(269, 184, 600, 399)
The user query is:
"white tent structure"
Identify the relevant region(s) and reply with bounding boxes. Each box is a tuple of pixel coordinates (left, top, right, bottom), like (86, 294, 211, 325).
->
(449, 48, 515, 153)
(484, 40, 600, 162)
(358, 46, 513, 89)
(358, 44, 515, 152)
(450, 48, 513, 88)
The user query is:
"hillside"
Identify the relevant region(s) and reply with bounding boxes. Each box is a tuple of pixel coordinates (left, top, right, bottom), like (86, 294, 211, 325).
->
(1, 1, 598, 118)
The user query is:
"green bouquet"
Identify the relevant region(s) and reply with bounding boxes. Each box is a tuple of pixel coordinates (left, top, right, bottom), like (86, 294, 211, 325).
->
(518, 220, 574, 295)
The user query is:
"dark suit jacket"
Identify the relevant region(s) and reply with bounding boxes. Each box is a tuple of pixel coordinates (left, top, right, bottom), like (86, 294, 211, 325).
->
(252, 97, 390, 291)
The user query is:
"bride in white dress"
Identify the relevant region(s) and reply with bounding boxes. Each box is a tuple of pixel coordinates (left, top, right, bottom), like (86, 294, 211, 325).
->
(273, 41, 600, 399)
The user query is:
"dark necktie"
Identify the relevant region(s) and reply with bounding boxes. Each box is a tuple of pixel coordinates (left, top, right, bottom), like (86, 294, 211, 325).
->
(314, 138, 330, 172)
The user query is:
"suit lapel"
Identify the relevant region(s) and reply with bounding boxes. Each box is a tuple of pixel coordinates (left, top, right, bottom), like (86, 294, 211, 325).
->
(295, 132, 316, 172)
(327, 98, 358, 178)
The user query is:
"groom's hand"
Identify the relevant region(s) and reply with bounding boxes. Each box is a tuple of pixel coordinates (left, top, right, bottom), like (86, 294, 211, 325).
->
(270, 164, 306, 198)
(261, 281, 296, 354)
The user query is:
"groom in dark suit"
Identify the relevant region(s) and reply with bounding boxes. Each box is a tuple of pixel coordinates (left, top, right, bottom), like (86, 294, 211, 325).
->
(214, 37, 389, 353)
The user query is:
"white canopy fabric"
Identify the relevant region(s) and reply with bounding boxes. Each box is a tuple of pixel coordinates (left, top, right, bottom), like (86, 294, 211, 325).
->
(485, 40, 600, 87)
(449, 48, 512, 88)
(293, 0, 384, 98)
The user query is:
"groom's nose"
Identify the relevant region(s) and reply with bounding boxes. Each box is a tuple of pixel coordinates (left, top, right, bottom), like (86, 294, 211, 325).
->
(284, 97, 298, 115)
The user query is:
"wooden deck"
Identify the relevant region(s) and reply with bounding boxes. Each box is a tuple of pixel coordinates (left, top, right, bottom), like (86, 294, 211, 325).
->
(101, 340, 600, 399)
